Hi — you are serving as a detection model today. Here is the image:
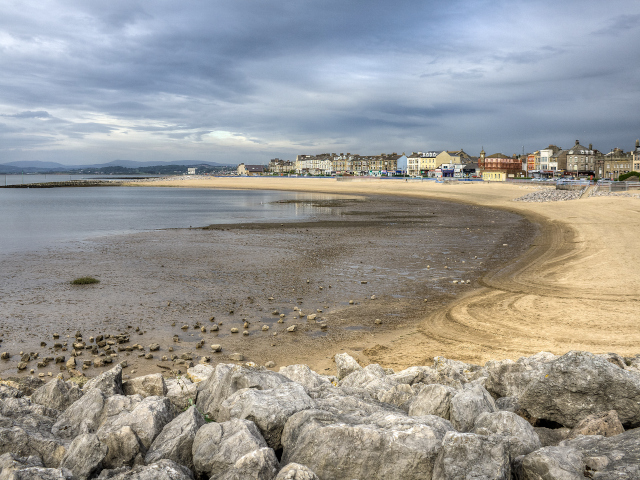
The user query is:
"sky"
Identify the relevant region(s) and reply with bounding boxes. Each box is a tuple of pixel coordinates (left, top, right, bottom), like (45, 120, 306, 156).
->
(0, 0, 639, 166)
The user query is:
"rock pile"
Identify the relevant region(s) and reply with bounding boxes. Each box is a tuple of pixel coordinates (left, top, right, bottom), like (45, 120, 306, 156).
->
(1, 350, 639, 479)
(513, 189, 585, 202)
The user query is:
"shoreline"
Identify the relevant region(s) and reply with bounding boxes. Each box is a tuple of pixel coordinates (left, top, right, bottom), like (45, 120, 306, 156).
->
(0, 190, 532, 379)
(125, 177, 640, 367)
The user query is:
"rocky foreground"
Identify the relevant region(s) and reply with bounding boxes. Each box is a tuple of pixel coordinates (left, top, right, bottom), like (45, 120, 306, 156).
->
(1, 351, 639, 479)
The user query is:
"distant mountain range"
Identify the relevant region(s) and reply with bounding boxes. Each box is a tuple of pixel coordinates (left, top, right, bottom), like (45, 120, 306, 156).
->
(0, 160, 234, 173)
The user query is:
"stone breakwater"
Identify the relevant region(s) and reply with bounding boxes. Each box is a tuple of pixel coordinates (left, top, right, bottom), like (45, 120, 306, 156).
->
(512, 188, 585, 202)
(1, 351, 639, 479)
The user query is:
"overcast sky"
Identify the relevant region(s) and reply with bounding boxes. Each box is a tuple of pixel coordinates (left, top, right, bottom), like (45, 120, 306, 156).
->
(1, 1, 639, 165)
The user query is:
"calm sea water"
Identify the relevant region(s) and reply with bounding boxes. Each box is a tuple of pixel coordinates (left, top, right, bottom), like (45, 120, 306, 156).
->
(0, 187, 337, 255)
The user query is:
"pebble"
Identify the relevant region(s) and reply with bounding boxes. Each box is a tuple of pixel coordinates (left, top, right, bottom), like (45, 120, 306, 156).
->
(243, 330, 249, 336)
(348, 300, 354, 304)
(277, 319, 284, 323)
(230, 328, 239, 333)
(262, 325, 269, 331)
(181, 325, 188, 330)
(211, 344, 222, 352)
(265, 361, 275, 368)
(210, 324, 219, 331)
(229, 353, 244, 361)
(371, 295, 376, 300)
(287, 325, 297, 332)
(374, 319, 382, 325)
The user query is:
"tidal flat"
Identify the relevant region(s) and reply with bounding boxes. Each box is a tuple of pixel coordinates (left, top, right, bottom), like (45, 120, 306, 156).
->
(0, 193, 534, 379)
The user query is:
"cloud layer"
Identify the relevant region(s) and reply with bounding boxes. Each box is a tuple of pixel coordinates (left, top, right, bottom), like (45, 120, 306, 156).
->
(1, 0, 639, 164)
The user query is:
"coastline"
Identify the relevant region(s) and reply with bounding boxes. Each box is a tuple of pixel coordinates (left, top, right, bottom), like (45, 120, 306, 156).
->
(124, 176, 640, 368)
(0, 190, 531, 378)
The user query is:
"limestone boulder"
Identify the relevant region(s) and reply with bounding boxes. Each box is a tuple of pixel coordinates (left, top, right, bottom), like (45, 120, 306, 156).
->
(449, 384, 497, 432)
(106, 459, 194, 480)
(562, 427, 640, 478)
(96, 396, 175, 449)
(432, 432, 511, 480)
(432, 356, 486, 389)
(281, 409, 454, 480)
(82, 364, 124, 397)
(275, 463, 319, 480)
(145, 406, 205, 470)
(471, 411, 541, 459)
(196, 364, 290, 421)
(0, 425, 67, 469)
(52, 390, 141, 439)
(30, 380, 83, 412)
(408, 384, 457, 419)
(165, 378, 197, 411)
(0, 397, 59, 422)
(218, 382, 315, 450)
(278, 365, 331, 390)
(338, 364, 397, 396)
(0, 384, 23, 400)
(567, 410, 625, 439)
(307, 384, 402, 418)
(377, 384, 415, 411)
(59, 433, 108, 480)
(213, 447, 279, 480)
(186, 364, 214, 383)
(519, 351, 640, 428)
(388, 366, 436, 386)
(484, 351, 556, 398)
(519, 445, 585, 479)
(100, 425, 144, 469)
(0, 465, 74, 479)
(334, 353, 361, 380)
(192, 418, 268, 479)
(122, 374, 167, 398)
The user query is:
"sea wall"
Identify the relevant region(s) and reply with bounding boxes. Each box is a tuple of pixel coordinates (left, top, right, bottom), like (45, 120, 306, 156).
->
(1, 350, 639, 479)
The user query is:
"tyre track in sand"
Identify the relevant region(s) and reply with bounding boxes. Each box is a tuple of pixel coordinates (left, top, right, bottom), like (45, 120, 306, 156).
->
(130, 178, 640, 369)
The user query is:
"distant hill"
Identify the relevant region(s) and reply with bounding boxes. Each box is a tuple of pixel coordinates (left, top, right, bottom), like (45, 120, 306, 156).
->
(0, 159, 234, 173)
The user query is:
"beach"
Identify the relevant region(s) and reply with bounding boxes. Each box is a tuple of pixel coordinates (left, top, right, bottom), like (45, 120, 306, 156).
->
(126, 176, 640, 370)
(1, 176, 638, 379)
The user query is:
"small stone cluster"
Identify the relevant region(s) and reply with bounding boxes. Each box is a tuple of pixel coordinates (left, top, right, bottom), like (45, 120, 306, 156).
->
(0, 350, 639, 479)
(512, 189, 585, 202)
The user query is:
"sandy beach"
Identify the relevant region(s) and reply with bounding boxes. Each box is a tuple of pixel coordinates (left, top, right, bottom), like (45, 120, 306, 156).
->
(125, 176, 640, 371)
(1, 176, 638, 380)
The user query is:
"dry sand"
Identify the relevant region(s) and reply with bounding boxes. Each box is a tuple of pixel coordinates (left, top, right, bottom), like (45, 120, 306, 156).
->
(126, 176, 640, 371)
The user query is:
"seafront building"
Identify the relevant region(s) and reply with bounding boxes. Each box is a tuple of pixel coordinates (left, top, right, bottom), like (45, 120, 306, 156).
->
(294, 153, 406, 176)
(268, 158, 295, 174)
(479, 150, 525, 181)
(238, 137, 640, 180)
(598, 147, 634, 180)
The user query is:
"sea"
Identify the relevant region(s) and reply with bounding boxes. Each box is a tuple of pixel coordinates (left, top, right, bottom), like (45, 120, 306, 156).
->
(0, 184, 339, 256)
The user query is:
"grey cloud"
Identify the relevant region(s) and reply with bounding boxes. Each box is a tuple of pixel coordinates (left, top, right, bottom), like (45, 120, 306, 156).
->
(594, 13, 640, 35)
(0, 0, 639, 164)
(3, 111, 51, 118)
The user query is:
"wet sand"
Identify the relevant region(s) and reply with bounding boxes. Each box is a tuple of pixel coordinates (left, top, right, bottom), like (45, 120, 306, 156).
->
(0, 191, 533, 378)
(3, 175, 639, 380)
(127, 177, 640, 370)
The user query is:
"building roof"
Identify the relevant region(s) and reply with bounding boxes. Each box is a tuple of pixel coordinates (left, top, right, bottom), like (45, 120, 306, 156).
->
(245, 165, 265, 172)
(486, 153, 512, 159)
